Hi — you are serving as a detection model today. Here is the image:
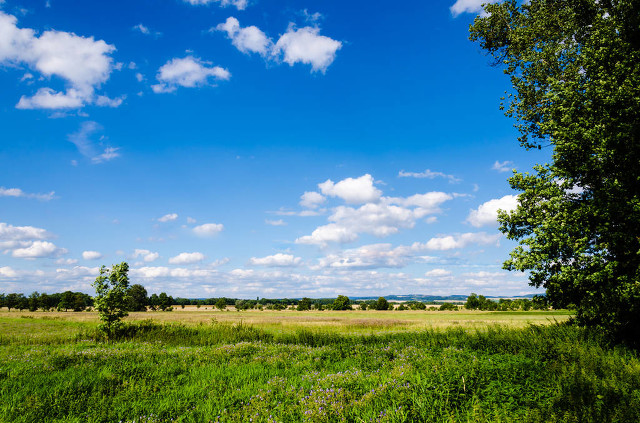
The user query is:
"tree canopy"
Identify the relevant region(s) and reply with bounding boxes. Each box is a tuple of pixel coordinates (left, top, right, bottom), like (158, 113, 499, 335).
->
(470, 0, 640, 345)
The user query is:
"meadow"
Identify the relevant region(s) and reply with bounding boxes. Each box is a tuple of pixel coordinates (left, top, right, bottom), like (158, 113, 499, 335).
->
(1, 308, 639, 422)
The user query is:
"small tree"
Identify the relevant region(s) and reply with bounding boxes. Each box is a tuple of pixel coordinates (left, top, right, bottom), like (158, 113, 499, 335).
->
(297, 297, 312, 311)
(374, 297, 389, 311)
(92, 262, 130, 339)
(215, 298, 227, 311)
(127, 284, 148, 311)
(331, 295, 352, 310)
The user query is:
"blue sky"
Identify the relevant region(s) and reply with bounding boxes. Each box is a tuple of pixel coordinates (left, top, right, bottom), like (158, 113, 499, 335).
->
(0, 0, 550, 298)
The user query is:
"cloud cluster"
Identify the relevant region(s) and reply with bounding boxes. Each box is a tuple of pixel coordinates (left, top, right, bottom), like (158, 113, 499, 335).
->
(132, 249, 160, 262)
(82, 250, 102, 260)
(215, 17, 341, 73)
(193, 223, 224, 237)
(157, 213, 178, 222)
(152, 56, 230, 93)
(296, 174, 454, 246)
(184, 0, 248, 10)
(249, 253, 302, 267)
(492, 160, 514, 173)
(0, 186, 55, 201)
(0, 11, 120, 109)
(398, 169, 461, 183)
(169, 252, 205, 264)
(450, 0, 501, 17)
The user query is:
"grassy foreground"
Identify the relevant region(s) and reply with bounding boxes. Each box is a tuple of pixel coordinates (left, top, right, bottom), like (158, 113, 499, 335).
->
(0, 310, 639, 422)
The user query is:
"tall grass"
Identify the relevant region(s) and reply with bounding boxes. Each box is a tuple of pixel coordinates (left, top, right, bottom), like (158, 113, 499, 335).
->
(1, 317, 639, 422)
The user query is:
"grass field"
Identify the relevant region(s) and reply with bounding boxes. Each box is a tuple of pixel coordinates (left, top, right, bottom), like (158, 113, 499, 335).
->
(1, 308, 639, 422)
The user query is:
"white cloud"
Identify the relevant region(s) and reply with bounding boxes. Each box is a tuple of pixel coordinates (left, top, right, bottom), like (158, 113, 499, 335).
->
(131, 266, 216, 279)
(193, 223, 224, 237)
(492, 160, 514, 173)
(215, 17, 272, 56)
(273, 24, 342, 73)
(157, 213, 178, 222)
(0, 11, 119, 109)
(299, 191, 326, 209)
(187, 217, 197, 224)
(0, 186, 55, 200)
(169, 252, 205, 264)
(152, 56, 230, 93)
(0, 266, 18, 278)
(56, 258, 78, 265)
(183, 0, 248, 10)
(133, 249, 159, 262)
(0, 222, 50, 241)
(82, 250, 102, 260)
(265, 219, 286, 226)
(297, 174, 455, 246)
(132, 23, 149, 35)
(316, 243, 418, 270)
(450, 0, 501, 17)
(425, 268, 452, 277)
(249, 253, 302, 267)
(12, 240, 67, 258)
(296, 223, 358, 246)
(213, 17, 341, 73)
(423, 232, 501, 251)
(466, 195, 518, 227)
(67, 121, 120, 164)
(398, 169, 461, 183)
(319, 174, 381, 204)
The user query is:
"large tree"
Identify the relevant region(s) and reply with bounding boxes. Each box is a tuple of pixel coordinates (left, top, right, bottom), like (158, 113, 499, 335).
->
(470, 0, 640, 345)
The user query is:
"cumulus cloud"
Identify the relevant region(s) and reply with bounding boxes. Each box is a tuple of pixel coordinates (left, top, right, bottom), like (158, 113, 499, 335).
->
(132, 249, 159, 262)
(0, 186, 55, 200)
(0, 222, 50, 241)
(319, 174, 381, 204)
(152, 56, 230, 93)
(249, 253, 302, 267)
(213, 17, 341, 73)
(297, 175, 454, 246)
(12, 240, 67, 258)
(492, 160, 514, 173)
(169, 252, 205, 264)
(67, 121, 120, 164)
(273, 24, 342, 73)
(157, 213, 178, 222)
(131, 266, 216, 279)
(215, 17, 272, 55)
(450, 0, 501, 17)
(0, 11, 120, 109)
(183, 0, 248, 10)
(299, 191, 326, 209)
(82, 250, 102, 260)
(398, 169, 461, 183)
(193, 223, 224, 237)
(316, 243, 419, 270)
(423, 232, 501, 251)
(466, 195, 518, 227)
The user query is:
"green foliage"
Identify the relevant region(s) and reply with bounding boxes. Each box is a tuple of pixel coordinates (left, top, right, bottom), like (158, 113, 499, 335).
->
(127, 284, 148, 312)
(2, 318, 640, 422)
(331, 295, 352, 310)
(439, 302, 458, 311)
(470, 0, 640, 346)
(92, 262, 130, 339)
(297, 297, 312, 311)
(374, 297, 390, 311)
(215, 298, 227, 311)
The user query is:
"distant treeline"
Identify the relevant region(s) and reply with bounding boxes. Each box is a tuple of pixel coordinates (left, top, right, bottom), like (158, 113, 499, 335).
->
(1, 287, 551, 312)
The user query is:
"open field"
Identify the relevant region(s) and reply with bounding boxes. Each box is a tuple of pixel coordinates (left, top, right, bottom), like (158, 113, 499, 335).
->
(1, 309, 639, 422)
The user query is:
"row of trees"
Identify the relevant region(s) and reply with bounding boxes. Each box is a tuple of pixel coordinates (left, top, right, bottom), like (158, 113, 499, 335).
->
(0, 291, 93, 312)
(464, 294, 549, 311)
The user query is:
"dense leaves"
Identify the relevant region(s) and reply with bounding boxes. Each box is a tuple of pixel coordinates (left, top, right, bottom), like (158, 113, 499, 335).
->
(471, 0, 640, 346)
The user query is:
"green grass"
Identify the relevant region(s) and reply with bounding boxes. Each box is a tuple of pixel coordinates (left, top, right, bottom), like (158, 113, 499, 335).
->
(0, 313, 639, 422)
